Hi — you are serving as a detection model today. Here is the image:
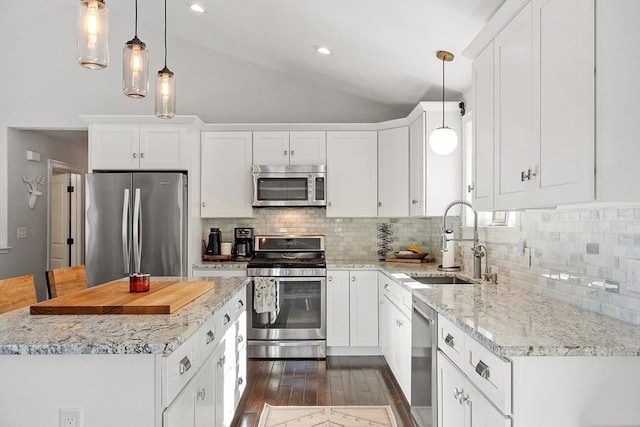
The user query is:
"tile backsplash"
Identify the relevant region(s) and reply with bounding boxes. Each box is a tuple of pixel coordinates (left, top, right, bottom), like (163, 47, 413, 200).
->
(204, 204, 640, 325)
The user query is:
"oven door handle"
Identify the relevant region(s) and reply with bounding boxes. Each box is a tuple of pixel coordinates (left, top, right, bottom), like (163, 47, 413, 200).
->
(251, 276, 326, 283)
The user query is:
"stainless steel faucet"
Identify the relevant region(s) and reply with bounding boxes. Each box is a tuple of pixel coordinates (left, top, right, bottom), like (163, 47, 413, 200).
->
(441, 200, 484, 279)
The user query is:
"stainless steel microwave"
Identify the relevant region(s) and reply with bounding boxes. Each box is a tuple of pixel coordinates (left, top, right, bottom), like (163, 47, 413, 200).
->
(252, 164, 326, 207)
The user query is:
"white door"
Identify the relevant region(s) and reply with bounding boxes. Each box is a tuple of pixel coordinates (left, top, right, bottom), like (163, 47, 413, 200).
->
(69, 173, 83, 266)
(326, 270, 350, 347)
(253, 131, 290, 165)
(494, 3, 533, 209)
(349, 271, 379, 347)
(289, 131, 326, 165)
(201, 132, 253, 218)
(409, 113, 426, 216)
(472, 42, 495, 211)
(326, 131, 377, 217)
(437, 351, 467, 427)
(50, 173, 70, 269)
(378, 126, 409, 217)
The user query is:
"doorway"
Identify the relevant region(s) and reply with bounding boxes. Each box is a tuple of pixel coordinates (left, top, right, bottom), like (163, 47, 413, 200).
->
(47, 160, 84, 270)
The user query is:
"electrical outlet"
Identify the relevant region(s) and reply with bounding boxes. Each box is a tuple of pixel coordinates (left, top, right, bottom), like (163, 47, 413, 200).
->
(59, 408, 82, 427)
(628, 259, 640, 294)
(16, 227, 27, 239)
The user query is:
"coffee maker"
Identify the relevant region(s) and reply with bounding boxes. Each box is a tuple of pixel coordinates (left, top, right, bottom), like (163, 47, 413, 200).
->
(234, 228, 254, 260)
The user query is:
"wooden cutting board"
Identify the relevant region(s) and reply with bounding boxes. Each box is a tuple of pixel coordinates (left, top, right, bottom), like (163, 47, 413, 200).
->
(30, 279, 215, 315)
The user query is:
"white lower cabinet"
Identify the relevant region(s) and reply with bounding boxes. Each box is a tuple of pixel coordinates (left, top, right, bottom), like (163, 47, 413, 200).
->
(378, 273, 411, 401)
(438, 351, 510, 427)
(326, 270, 379, 350)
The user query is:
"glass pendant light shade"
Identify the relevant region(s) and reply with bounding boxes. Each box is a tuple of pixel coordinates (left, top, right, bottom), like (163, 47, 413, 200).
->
(428, 50, 458, 155)
(155, 67, 176, 119)
(429, 126, 458, 155)
(123, 37, 149, 98)
(77, 0, 109, 69)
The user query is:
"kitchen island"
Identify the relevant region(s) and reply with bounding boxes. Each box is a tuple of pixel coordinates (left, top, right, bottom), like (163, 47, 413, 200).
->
(0, 276, 249, 427)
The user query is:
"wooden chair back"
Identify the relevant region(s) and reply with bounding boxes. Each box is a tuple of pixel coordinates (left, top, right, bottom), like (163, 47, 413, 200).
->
(0, 274, 37, 314)
(46, 265, 88, 298)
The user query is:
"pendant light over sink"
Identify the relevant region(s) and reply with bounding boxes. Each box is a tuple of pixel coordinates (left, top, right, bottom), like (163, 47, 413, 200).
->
(76, 0, 109, 69)
(122, 0, 149, 98)
(155, 0, 176, 118)
(429, 50, 458, 155)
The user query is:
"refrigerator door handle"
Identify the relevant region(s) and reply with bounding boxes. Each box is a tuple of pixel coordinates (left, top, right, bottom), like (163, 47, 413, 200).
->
(122, 188, 130, 274)
(133, 188, 142, 273)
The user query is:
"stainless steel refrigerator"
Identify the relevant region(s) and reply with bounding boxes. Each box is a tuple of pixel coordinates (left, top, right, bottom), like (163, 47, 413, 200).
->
(85, 172, 188, 286)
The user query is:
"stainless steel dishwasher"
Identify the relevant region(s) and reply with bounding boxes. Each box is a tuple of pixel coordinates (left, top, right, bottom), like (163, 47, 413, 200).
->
(411, 296, 437, 427)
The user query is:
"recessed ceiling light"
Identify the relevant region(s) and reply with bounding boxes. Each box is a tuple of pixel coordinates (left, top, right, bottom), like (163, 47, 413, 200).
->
(314, 46, 332, 55)
(190, 3, 205, 13)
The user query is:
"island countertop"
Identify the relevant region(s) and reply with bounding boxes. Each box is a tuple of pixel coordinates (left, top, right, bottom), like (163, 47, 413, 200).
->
(0, 276, 249, 356)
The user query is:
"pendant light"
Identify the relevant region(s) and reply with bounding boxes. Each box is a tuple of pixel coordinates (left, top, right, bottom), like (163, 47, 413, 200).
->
(77, 0, 109, 69)
(123, 0, 149, 98)
(155, 0, 176, 119)
(429, 50, 458, 155)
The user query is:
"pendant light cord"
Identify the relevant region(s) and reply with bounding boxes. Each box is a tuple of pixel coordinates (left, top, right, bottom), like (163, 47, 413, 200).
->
(163, 0, 168, 68)
(134, 0, 138, 37)
(441, 56, 445, 128)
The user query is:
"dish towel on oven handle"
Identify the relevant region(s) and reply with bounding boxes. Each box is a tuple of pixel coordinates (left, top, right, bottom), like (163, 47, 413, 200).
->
(254, 277, 278, 314)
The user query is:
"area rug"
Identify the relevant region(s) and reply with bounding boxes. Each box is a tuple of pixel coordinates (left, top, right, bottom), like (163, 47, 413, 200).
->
(257, 404, 399, 427)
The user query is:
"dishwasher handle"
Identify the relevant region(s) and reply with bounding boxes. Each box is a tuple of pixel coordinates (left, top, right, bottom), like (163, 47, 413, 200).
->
(413, 305, 435, 324)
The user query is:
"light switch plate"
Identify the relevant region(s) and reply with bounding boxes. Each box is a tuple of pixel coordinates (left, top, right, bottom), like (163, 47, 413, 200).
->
(17, 227, 27, 239)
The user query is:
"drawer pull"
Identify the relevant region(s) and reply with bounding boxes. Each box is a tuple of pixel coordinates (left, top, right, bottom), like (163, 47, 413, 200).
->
(223, 314, 231, 325)
(444, 334, 455, 348)
(384, 284, 390, 291)
(475, 360, 490, 379)
(237, 335, 244, 344)
(179, 356, 192, 375)
(238, 377, 244, 385)
(197, 388, 206, 400)
(237, 299, 244, 309)
(205, 330, 215, 344)
(218, 355, 226, 367)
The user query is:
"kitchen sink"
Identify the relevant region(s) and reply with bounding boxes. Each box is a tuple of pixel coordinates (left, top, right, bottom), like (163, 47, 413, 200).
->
(411, 276, 473, 285)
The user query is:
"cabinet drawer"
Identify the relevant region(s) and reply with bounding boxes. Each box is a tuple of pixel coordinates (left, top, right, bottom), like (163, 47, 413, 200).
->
(231, 287, 247, 323)
(437, 314, 466, 368)
(198, 315, 219, 364)
(380, 274, 412, 318)
(463, 336, 512, 414)
(162, 332, 199, 406)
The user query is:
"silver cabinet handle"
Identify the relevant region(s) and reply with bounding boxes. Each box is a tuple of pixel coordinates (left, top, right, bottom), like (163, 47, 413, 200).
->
(444, 334, 455, 348)
(475, 360, 490, 379)
(217, 355, 226, 367)
(140, 152, 144, 159)
(351, 276, 356, 282)
(133, 152, 137, 159)
(237, 335, 244, 344)
(284, 150, 288, 156)
(179, 356, 192, 375)
(223, 313, 231, 325)
(237, 299, 244, 309)
(328, 276, 333, 282)
(398, 319, 403, 327)
(384, 284, 390, 291)
(205, 330, 215, 344)
(197, 388, 206, 400)
(378, 201, 382, 207)
(290, 150, 295, 156)
(467, 184, 474, 193)
(454, 387, 462, 401)
(412, 199, 418, 204)
(202, 202, 206, 207)
(238, 377, 244, 385)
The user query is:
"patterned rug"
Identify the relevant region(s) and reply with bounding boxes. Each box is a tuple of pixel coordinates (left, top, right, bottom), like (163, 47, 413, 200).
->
(257, 404, 399, 427)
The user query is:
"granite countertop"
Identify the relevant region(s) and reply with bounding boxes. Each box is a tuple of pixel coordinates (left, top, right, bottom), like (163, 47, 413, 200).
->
(0, 276, 249, 356)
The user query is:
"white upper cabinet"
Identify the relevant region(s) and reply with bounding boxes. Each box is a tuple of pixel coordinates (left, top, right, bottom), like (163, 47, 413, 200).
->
(378, 126, 409, 217)
(326, 131, 378, 217)
(471, 42, 495, 211)
(531, 0, 594, 206)
(90, 124, 191, 171)
(409, 104, 462, 217)
(471, 0, 596, 210)
(493, 2, 533, 210)
(200, 131, 253, 218)
(253, 131, 326, 165)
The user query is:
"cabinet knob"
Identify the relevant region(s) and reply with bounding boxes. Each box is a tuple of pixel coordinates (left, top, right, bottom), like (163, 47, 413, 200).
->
(412, 199, 419, 204)
(290, 150, 295, 156)
(328, 276, 333, 282)
(133, 153, 137, 159)
(467, 184, 474, 193)
(140, 152, 144, 159)
(223, 313, 231, 325)
(238, 377, 244, 386)
(202, 202, 207, 207)
(378, 201, 382, 207)
(237, 335, 244, 344)
(284, 150, 288, 156)
(197, 388, 206, 400)
(351, 276, 356, 282)
(218, 355, 226, 367)
(205, 330, 215, 344)
(238, 299, 244, 309)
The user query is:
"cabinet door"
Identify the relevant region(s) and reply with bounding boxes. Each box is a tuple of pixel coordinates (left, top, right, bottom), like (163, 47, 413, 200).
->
(471, 42, 495, 211)
(532, 0, 594, 206)
(349, 271, 379, 347)
(398, 312, 412, 401)
(378, 126, 409, 217)
(90, 124, 140, 170)
(326, 131, 378, 217)
(163, 381, 196, 427)
(466, 380, 511, 427)
(494, 3, 533, 210)
(437, 351, 466, 427)
(200, 132, 253, 218)
(195, 354, 216, 427)
(326, 270, 350, 347)
(252, 131, 290, 165)
(139, 125, 189, 170)
(289, 131, 326, 165)
(213, 343, 226, 427)
(409, 113, 426, 216)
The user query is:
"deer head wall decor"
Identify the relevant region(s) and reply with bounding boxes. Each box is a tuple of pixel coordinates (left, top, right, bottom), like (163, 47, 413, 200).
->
(23, 175, 45, 210)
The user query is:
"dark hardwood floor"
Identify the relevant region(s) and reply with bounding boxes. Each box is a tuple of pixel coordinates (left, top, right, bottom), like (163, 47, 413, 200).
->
(232, 356, 415, 427)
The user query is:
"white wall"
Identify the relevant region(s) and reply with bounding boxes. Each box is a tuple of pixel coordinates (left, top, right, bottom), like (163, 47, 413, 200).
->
(2, 129, 88, 300)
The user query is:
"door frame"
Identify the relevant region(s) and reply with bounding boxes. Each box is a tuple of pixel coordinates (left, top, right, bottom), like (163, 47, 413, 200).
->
(47, 160, 85, 270)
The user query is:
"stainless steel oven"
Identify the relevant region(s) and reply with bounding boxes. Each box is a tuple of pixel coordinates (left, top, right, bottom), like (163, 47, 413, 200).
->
(247, 235, 326, 359)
